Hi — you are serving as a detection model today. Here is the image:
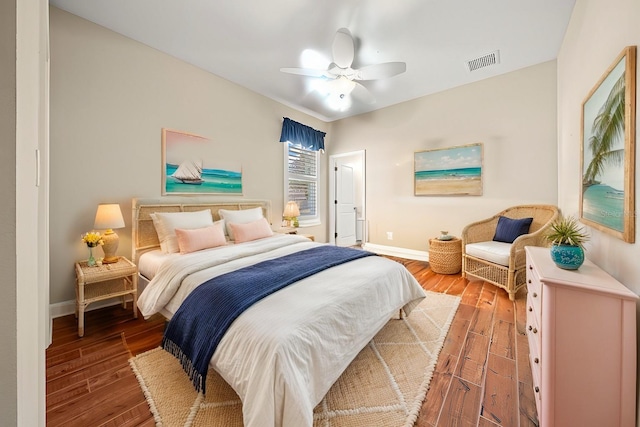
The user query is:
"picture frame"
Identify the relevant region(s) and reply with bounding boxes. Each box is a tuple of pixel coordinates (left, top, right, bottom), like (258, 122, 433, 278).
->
(414, 143, 483, 196)
(161, 128, 243, 195)
(580, 46, 636, 243)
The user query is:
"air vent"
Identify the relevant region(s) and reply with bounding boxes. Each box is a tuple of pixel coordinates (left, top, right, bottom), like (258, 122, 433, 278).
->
(466, 50, 500, 72)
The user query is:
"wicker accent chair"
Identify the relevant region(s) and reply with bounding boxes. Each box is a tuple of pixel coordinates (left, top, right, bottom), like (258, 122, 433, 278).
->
(461, 205, 559, 301)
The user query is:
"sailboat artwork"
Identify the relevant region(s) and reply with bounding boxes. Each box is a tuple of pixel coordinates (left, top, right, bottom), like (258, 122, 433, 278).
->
(171, 159, 204, 185)
(162, 128, 243, 195)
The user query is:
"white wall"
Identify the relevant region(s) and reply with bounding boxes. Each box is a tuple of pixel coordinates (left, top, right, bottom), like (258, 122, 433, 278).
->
(557, 1, 640, 422)
(49, 7, 329, 305)
(329, 61, 559, 253)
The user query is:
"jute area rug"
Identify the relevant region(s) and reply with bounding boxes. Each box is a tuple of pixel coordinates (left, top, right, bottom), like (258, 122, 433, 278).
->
(129, 291, 460, 427)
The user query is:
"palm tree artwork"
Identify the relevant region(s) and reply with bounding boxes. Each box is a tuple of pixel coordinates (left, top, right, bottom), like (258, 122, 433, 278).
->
(581, 56, 628, 233)
(583, 72, 626, 188)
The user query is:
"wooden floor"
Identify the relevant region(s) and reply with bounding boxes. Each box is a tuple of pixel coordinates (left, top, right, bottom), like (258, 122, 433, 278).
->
(46, 258, 537, 427)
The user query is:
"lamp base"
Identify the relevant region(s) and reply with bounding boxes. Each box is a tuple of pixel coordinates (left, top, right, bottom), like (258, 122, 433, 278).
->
(101, 230, 120, 264)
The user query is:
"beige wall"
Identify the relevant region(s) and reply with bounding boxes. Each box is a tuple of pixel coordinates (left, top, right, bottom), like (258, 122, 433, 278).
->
(4, 0, 49, 424)
(329, 61, 559, 252)
(557, 1, 640, 421)
(0, 0, 18, 423)
(558, 0, 640, 285)
(50, 7, 560, 305)
(49, 7, 330, 305)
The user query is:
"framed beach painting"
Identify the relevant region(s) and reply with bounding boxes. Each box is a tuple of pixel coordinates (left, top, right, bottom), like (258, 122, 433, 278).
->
(414, 143, 483, 196)
(580, 46, 636, 243)
(161, 128, 243, 195)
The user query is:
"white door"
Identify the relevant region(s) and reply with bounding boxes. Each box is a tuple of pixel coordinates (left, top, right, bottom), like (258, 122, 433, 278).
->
(335, 163, 357, 247)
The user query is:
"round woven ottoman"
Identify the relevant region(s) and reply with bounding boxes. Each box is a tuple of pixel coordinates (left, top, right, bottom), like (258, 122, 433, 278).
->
(428, 237, 462, 274)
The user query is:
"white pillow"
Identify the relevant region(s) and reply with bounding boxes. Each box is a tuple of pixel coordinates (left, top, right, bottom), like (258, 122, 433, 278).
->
(218, 207, 264, 240)
(150, 210, 214, 253)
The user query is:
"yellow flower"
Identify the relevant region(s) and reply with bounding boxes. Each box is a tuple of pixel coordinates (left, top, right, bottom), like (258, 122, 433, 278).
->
(82, 231, 104, 247)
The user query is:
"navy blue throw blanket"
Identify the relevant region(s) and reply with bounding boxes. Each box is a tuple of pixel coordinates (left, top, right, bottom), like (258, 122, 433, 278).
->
(162, 245, 376, 394)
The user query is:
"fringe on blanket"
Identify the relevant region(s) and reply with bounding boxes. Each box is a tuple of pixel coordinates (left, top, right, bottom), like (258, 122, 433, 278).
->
(162, 337, 205, 394)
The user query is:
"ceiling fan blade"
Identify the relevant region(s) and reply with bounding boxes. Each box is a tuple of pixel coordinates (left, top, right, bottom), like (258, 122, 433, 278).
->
(352, 82, 375, 104)
(356, 62, 407, 80)
(280, 67, 331, 78)
(332, 28, 355, 69)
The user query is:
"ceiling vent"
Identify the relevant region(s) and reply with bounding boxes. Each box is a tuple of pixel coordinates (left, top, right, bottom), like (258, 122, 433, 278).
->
(466, 50, 500, 72)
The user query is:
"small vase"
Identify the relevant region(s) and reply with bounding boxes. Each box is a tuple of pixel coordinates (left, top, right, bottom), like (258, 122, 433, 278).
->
(550, 244, 584, 270)
(439, 230, 453, 241)
(87, 246, 96, 267)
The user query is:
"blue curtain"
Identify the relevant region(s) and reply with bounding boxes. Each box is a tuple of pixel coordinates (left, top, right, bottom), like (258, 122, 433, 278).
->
(279, 117, 326, 152)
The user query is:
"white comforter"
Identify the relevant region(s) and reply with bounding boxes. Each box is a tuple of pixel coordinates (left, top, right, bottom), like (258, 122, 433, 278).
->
(137, 234, 426, 427)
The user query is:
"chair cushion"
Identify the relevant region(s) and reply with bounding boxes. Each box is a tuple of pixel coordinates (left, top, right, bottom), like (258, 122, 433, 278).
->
(465, 241, 512, 266)
(493, 216, 533, 243)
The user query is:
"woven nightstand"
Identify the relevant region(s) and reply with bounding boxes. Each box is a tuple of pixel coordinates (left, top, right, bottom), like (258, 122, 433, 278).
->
(428, 237, 462, 274)
(74, 256, 138, 337)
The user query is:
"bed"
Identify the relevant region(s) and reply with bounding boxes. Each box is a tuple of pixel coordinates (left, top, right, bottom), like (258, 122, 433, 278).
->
(132, 197, 427, 427)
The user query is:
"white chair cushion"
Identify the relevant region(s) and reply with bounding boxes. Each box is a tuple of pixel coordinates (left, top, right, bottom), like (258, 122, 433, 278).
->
(465, 241, 512, 267)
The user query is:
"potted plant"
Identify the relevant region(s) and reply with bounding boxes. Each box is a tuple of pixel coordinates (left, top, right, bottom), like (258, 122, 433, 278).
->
(545, 216, 589, 270)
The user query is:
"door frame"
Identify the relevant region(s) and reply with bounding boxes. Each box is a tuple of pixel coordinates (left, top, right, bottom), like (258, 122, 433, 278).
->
(329, 150, 366, 245)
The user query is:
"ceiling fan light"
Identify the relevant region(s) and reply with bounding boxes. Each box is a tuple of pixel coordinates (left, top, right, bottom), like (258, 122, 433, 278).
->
(332, 76, 356, 97)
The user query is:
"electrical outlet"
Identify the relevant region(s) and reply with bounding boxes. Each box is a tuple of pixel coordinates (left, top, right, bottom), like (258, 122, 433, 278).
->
(386, 231, 393, 240)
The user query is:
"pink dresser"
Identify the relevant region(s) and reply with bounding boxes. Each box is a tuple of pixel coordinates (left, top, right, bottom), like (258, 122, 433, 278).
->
(525, 246, 637, 427)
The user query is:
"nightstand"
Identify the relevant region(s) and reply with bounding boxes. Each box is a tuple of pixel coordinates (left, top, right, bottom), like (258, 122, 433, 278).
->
(428, 237, 462, 274)
(74, 256, 138, 337)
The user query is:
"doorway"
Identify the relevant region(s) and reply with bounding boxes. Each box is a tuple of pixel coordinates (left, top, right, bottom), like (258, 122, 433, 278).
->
(329, 150, 366, 246)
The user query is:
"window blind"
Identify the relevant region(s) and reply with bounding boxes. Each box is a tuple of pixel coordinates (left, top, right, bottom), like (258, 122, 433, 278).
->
(287, 144, 318, 218)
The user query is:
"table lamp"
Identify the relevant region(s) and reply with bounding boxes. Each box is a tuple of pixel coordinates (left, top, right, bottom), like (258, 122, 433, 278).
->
(94, 203, 125, 264)
(283, 201, 300, 227)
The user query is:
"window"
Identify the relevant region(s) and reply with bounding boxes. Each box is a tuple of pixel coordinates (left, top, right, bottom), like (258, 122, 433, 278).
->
(284, 143, 319, 225)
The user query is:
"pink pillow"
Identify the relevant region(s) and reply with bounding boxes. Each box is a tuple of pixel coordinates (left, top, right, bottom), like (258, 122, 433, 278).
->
(174, 222, 227, 254)
(229, 217, 273, 243)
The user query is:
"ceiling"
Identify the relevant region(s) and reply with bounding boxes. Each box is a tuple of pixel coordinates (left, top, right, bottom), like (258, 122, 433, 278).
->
(49, 0, 576, 122)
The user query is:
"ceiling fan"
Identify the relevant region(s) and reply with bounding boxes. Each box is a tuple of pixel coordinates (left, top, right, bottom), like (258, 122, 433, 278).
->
(280, 28, 406, 104)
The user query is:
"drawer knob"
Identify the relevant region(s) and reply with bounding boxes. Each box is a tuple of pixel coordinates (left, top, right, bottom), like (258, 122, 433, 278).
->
(535, 386, 540, 393)
(534, 357, 539, 364)
(528, 325, 532, 331)
(532, 328, 538, 334)
(528, 306, 533, 312)
(533, 292, 538, 298)
(529, 265, 533, 270)
(528, 279, 531, 284)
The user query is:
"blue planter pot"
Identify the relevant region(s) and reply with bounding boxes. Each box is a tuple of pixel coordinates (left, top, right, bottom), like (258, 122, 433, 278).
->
(550, 244, 584, 270)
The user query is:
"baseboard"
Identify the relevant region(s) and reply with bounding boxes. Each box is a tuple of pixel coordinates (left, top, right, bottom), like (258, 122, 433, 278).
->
(49, 296, 134, 319)
(363, 243, 429, 262)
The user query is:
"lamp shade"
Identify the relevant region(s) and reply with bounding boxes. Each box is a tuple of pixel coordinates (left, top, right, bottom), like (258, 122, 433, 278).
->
(94, 203, 125, 231)
(283, 201, 300, 218)
(94, 204, 124, 264)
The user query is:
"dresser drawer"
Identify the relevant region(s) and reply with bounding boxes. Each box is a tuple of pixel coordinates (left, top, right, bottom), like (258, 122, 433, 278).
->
(526, 303, 541, 360)
(525, 246, 638, 427)
(526, 264, 542, 318)
(529, 351, 542, 416)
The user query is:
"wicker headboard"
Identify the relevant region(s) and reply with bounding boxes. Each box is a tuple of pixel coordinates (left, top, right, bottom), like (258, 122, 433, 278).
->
(131, 197, 272, 264)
